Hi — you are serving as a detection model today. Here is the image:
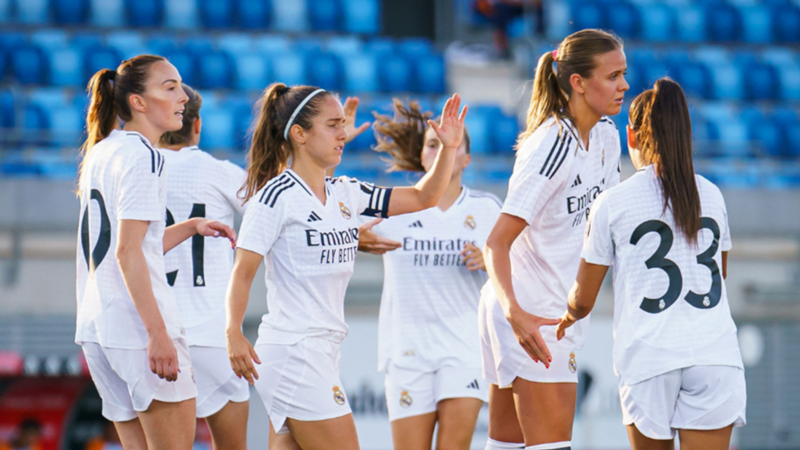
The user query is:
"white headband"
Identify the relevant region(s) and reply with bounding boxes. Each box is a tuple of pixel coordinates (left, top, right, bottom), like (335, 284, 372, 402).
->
(283, 88, 326, 140)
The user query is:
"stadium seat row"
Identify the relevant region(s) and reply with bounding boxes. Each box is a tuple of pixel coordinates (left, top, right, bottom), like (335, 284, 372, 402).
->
(548, 0, 800, 44)
(2, 87, 799, 161)
(0, 32, 446, 94)
(0, 0, 380, 34)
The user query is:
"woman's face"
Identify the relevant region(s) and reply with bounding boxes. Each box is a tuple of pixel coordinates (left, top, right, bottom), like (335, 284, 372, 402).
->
(420, 126, 470, 178)
(579, 48, 629, 118)
(137, 60, 188, 132)
(294, 95, 348, 169)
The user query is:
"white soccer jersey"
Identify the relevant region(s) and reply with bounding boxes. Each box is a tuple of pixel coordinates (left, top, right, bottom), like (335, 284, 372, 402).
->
(160, 145, 246, 348)
(582, 165, 742, 385)
(236, 169, 392, 346)
(76, 129, 183, 349)
(498, 116, 621, 348)
(373, 187, 502, 372)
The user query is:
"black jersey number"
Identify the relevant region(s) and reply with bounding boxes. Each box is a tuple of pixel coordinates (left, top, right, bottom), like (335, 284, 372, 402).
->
(630, 218, 722, 314)
(165, 204, 207, 287)
(80, 189, 112, 274)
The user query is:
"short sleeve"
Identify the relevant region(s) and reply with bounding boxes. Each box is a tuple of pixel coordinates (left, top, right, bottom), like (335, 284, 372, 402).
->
(220, 161, 247, 215)
(117, 151, 163, 221)
(502, 129, 575, 224)
(719, 194, 732, 252)
(236, 198, 284, 256)
(337, 176, 393, 218)
(581, 191, 613, 266)
(606, 126, 622, 189)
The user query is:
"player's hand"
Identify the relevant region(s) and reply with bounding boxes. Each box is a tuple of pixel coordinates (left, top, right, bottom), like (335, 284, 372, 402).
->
(196, 219, 237, 249)
(343, 96, 370, 144)
(460, 242, 485, 271)
(147, 329, 179, 382)
(428, 93, 468, 151)
(556, 311, 577, 341)
(227, 330, 261, 386)
(357, 218, 401, 255)
(506, 306, 561, 368)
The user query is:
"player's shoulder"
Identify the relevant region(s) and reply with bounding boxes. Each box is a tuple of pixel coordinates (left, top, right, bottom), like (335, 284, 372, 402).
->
(695, 173, 726, 204)
(463, 187, 502, 209)
(253, 170, 307, 208)
(517, 116, 580, 178)
(120, 131, 164, 175)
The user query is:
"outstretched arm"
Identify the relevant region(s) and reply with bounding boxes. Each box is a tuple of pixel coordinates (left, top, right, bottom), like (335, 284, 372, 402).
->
(163, 218, 236, 254)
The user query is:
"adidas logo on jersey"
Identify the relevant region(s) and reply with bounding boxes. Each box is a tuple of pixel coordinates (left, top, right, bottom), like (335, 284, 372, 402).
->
(408, 220, 423, 228)
(466, 379, 480, 390)
(571, 175, 582, 187)
(307, 211, 322, 222)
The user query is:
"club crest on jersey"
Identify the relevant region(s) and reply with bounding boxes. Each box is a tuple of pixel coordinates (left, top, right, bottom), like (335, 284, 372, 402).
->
(568, 352, 577, 374)
(333, 385, 346, 405)
(464, 215, 476, 230)
(339, 202, 352, 220)
(400, 391, 413, 408)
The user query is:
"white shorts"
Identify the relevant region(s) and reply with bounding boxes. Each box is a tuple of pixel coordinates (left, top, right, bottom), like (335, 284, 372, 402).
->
(479, 292, 578, 388)
(619, 365, 747, 440)
(384, 362, 488, 421)
(254, 336, 352, 434)
(189, 346, 250, 418)
(82, 339, 197, 422)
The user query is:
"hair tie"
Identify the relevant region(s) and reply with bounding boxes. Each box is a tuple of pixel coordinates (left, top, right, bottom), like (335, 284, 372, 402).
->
(552, 49, 558, 60)
(284, 89, 326, 140)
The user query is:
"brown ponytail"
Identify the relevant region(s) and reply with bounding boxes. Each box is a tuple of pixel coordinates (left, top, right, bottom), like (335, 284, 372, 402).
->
(630, 77, 701, 244)
(372, 98, 471, 173)
(159, 84, 202, 147)
(241, 83, 333, 202)
(79, 54, 167, 190)
(518, 29, 623, 149)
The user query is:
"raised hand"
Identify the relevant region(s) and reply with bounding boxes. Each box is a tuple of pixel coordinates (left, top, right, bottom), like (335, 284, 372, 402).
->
(427, 93, 468, 150)
(343, 96, 371, 144)
(358, 218, 402, 255)
(195, 219, 237, 249)
(556, 310, 577, 341)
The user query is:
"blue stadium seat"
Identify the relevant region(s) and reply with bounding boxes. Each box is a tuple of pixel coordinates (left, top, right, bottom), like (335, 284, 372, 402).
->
(772, 65, 800, 101)
(0, 0, 9, 23)
(397, 38, 432, 59)
(640, 3, 675, 42)
(464, 107, 490, 154)
(342, 0, 380, 34)
(184, 36, 214, 56)
(0, 32, 26, 51)
(365, 37, 395, 57)
(743, 62, 778, 101)
(23, 103, 48, 137)
(218, 34, 253, 56)
(255, 35, 291, 55)
(324, 36, 362, 58)
(125, 0, 163, 27)
(348, 112, 376, 151)
(271, 53, 307, 86)
(199, 107, 235, 149)
(676, 4, 706, 43)
(492, 113, 520, 153)
(272, 0, 308, 32)
(774, 109, 800, 158)
(163, 50, 197, 86)
(742, 108, 783, 158)
(571, 2, 605, 31)
(310, 0, 341, 32)
(739, 4, 772, 44)
(379, 54, 412, 92)
(30, 29, 68, 53)
(164, 0, 199, 29)
(146, 34, 178, 54)
(11, 46, 46, 85)
(701, 105, 750, 157)
(704, 63, 743, 100)
(233, 53, 269, 91)
(294, 37, 323, 54)
(773, 4, 800, 43)
(89, 0, 124, 27)
(0, 89, 15, 129)
(72, 32, 103, 53)
(17, 0, 50, 24)
(343, 53, 377, 93)
(707, 3, 741, 42)
(227, 95, 256, 149)
(106, 31, 147, 60)
(672, 61, 710, 99)
(198, 51, 233, 89)
(236, 0, 270, 29)
(416, 54, 445, 94)
(49, 48, 84, 87)
(53, 0, 88, 24)
(200, 0, 233, 28)
(607, 2, 639, 40)
(83, 46, 119, 81)
(306, 51, 342, 91)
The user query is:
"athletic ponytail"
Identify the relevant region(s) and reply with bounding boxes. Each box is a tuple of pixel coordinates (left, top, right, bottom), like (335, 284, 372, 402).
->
(518, 29, 623, 149)
(241, 83, 333, 202)
(630, 77, 701, 244)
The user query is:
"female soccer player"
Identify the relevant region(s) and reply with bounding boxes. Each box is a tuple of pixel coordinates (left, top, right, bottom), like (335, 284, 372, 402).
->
(368, 99, 501, 450)
(556, 78, 745, 450)
(225, 84, 467, 450)
(481, 29, 628, 450)
(76, 56, 235, 450)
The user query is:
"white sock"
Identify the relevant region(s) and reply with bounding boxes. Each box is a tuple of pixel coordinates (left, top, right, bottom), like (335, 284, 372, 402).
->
(485, 437, 525, 450)
(525, 442, 571, 450)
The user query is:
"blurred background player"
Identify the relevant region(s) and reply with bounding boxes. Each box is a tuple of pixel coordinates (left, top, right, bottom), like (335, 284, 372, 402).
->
(76, 56, 235, 450)
(225, 85, 467, 450)
(367, 99, 501, 450)
(481, 29, 626, 450)
(557, 78, 745, 450)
